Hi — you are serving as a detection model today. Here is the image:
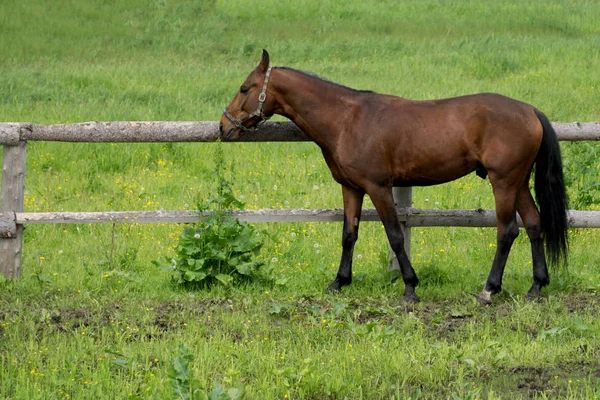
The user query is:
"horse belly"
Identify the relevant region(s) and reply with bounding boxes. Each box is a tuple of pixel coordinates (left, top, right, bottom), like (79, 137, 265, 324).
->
(392, 151, 477, 187)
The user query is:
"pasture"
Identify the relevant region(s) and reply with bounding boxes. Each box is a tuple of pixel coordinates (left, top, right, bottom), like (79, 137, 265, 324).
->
(1, 0, 600, 398)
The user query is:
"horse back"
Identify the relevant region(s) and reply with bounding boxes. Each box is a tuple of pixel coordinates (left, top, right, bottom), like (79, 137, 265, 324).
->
(341, 92, 543, 187)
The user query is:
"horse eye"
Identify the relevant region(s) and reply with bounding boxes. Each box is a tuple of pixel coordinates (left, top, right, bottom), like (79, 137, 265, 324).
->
(240, 86, 249, 94)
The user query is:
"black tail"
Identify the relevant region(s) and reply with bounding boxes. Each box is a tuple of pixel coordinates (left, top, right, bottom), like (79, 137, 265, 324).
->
(534, 110, 569, 267)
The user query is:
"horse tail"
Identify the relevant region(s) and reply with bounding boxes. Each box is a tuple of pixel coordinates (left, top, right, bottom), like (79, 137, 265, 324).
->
(534, 109, 569, 267)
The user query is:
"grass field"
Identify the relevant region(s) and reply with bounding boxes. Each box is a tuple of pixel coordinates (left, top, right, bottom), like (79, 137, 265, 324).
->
(1, 1, 600, 398)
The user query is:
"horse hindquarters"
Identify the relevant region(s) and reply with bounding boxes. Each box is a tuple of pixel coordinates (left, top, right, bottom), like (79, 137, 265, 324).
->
(478, 108, 568, 304)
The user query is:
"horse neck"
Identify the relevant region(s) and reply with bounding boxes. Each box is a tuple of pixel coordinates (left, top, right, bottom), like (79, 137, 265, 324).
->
(270, 68, 355, 149)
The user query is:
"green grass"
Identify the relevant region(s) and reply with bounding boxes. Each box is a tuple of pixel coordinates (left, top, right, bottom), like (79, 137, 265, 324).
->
(1, 0, 600, 398)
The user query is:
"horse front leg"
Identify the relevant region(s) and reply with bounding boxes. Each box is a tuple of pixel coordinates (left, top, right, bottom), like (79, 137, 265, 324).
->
(328, 186, 364, 293)
(368, 186, 420, 302)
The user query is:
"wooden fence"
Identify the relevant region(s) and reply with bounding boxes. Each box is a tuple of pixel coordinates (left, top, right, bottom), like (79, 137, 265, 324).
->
(2, 121, 600, 279)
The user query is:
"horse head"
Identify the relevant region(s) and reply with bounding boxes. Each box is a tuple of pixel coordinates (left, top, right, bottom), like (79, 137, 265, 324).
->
(219, 49, 274, 140)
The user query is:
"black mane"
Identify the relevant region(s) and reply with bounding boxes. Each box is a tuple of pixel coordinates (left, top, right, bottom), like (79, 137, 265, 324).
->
(277, 67, 375, 94)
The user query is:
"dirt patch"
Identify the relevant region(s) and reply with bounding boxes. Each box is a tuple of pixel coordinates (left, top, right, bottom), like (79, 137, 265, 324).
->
(402, 300, 477, 341)
(559, 292, 600, 314)
(511, 366, 556, 395)
(481, 362, 600, 398)
(406, 292, 600, 342)
(353, 310, 395, 325)
(268, 292, 600, 339)
(42, 304, 122, 334)
(149, 298, 232, 337)
(49, 307, 92, 332)
(153, 302, 186, 333)
(153, 298, 231, 318)
(266, 296, 401, 326)
(32, 298, 236, 339)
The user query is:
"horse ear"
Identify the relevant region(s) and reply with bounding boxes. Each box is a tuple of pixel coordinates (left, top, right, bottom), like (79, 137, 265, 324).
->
(258, 49, 270, 72)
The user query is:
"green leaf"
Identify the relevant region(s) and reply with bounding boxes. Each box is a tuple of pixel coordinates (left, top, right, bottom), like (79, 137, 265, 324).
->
(212, 249, 228, 261)
(227, 387, 244, 400)
(182, 244, 198, 256)
(574, 319, 591, 331)
(167, 344, 206, 400)
(183, 270, 207, 282)
(172, 271, 185, 284)
(269, 304, 283, 315)
(208, 386, 227, 400)
(110, 358, 129, 369)
(36, 273, 52, 283)
(187, 259, 205, 270)
(215, 274, 233, 286)
(168, 345, 193, 381)
(153, 257, 177, 272)
(274, 277, 289, 286)
(170, 358, 190, 381)
(383, 325, 396, 336)
(235, 261, 263, 276)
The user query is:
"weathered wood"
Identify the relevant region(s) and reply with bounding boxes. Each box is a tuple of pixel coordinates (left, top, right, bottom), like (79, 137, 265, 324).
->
(14, 209, 345, 225)
(1, 142, 26, 279)
(0, 213, 16, 238)
(10, 121, 308, 143)
(10, 208, 600, 228)
(0, 124, 21, 146)
(1, 121, 599, 144)
(553, 122, 600, 141)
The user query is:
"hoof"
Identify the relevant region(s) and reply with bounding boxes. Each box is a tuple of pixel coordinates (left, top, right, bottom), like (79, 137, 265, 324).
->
(400, 294, 420, 304)
(327, 278, 349, 294)
(524, 291, 542, 303)
(526, 284, 542, 299)
(476, 289, 493, 306)
(327, 284, 341, 294)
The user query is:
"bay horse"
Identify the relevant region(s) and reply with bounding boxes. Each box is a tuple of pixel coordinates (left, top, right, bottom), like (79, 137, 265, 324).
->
(219, 50, 568, 304)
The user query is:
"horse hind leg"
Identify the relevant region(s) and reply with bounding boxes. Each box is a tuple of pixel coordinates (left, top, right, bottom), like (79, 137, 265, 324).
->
(515, 184, 549, 299)
(368, 185, 419, 302)
(477, 185, 520, 305)
(328, 186, 364, 293)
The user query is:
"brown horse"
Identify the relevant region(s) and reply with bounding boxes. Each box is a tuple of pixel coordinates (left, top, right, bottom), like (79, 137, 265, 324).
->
(219, 50, 568, 304)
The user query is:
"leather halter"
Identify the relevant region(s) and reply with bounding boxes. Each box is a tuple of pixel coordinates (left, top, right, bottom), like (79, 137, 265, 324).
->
(223, 65, 273, 133)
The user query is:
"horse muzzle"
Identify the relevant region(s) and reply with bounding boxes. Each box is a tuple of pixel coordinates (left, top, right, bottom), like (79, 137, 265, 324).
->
(219, 121, 240, 141)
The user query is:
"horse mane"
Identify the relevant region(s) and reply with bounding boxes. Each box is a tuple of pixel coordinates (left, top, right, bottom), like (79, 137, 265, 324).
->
(276, 67, 375, 94)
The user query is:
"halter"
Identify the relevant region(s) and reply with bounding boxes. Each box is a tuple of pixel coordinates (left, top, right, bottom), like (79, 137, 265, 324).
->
(223, 65, 273, 133)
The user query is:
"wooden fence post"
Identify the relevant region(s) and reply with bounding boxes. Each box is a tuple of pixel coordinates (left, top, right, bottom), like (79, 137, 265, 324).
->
(1, 141, 27, 279)
(389, 186, 412, 271)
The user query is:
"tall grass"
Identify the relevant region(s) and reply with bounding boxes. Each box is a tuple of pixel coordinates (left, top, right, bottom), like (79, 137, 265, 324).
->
(1, 1, 600, 398)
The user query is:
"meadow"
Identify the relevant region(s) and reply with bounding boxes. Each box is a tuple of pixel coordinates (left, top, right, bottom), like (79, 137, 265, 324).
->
(1, 0, 600, 398)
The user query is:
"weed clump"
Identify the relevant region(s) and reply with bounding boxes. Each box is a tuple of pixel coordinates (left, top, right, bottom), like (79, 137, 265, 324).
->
(154, 146, 267, 288)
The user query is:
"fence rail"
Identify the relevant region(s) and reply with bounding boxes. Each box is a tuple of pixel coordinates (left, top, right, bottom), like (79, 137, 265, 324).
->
(11, 208, 600, 227)
(2, 120, 600, 279)
(2, 121, 600, 144)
